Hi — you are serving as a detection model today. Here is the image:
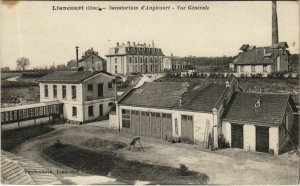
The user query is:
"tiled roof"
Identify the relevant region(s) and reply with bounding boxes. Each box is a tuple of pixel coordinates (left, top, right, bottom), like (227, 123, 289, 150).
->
(223, 93, 296, 126)
(120, 81, 227, 112)
(1, 151, 61, 184)
(37, 70, 112, 83)
(235, 45, 289, 65)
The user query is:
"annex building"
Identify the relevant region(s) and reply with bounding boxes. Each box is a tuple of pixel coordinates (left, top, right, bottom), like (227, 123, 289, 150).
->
(37, 70, 116, 124)
(109, 75, 297, 154)
(106, 41, 165, 75)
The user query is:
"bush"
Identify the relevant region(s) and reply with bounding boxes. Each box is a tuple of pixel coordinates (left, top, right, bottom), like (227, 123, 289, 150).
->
(53, 139, 63, 148)
(168, 137, 182, 143)
(181, 137, 194, 144)
(179, 164, 189, 176)
(218, 134, 230, 149)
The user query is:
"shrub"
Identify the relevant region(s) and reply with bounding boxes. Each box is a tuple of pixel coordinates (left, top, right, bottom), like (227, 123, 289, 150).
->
(53, 139, 63, 148)
(181, 137, 194, 144)
(268, 149, 274, 155)
(218, 134, 230, 149)
(168, 137, 182, 143)
(179, 164, 189, 176)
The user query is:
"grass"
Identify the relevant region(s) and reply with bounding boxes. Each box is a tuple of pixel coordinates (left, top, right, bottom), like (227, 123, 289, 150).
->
(43, 144, 209, 184)
(1, 124, 55, 151)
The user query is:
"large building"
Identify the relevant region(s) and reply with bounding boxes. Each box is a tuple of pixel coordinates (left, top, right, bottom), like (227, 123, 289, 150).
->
(110, 75, 239, 148)
(106, 41, 164, 75)
(67, 48, 106, 71)
(230, 1, 290, 76)
(223, 93, 297, 155)
(230, 43, 290, 76)
(163, 55, 192, 72)
(109, 75, 297, 155)
(37, 70, 116, 124)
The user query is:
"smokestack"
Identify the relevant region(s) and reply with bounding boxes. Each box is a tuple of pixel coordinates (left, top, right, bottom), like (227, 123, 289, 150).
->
(76, 46, 79, 68)
(272, 1, 279, 45)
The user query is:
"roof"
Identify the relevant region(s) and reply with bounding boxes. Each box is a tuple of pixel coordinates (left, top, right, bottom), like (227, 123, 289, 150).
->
(37, 70, 113, 84)
(235, 45, 289, 65)
(1, 151, 62, 184)
(1, 100, 62, 112)
(120, 81, 227, 112)
(223, 93, 296, 126)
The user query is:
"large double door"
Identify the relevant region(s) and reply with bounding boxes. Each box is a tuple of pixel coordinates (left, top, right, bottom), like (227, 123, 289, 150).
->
(124, 110, 172, 140)
(256, 126, 269, 153)
(231, 124, 244, 149)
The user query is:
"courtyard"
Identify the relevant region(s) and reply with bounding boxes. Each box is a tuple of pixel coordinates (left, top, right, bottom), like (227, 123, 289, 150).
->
(1, 121, 299, 185)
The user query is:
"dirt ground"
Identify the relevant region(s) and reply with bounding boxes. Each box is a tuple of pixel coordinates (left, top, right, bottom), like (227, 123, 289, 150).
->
(7, 122, 300, 185)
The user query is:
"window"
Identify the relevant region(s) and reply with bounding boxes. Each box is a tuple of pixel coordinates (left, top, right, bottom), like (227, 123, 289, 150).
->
(108, 102, 114, 107)
(72, 86, 76, 99)
(135, 57, 137, 63)
(88, 84, 93, 91)
(251, 65, 256, 72)
(62, 85, 66, 99)
(72, 107, 77, 117)
(115, 58, 117, 63)
(115, 65, 118, 74)
(53, 85, 57, 98)
(175, 119, 178, 134)
(240, 65, 244, 72)
(44, 85, 48, 98)
(162, 113, 172, 118)
(122, 109, 131, 128)
(182, 115, 193, 121)
(108, 82, 113, 89)
(263, 65, 267, 72)
(88, 106, 94, 116)
(129, 57, 132, 63)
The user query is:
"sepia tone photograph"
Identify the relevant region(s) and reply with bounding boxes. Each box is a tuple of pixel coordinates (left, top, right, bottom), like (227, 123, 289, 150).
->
(0, 0, 299, 185)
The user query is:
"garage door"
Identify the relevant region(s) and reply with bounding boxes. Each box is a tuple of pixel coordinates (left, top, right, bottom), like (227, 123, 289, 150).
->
(151, 112, 161, 139)
(162, 113, 172, 140)
(256, 126, 269, 153)
(231, 124, 243, 149)
(181, 115, 194, 141)
(131, 110, 140, 135)
(141, 112, 151, 137)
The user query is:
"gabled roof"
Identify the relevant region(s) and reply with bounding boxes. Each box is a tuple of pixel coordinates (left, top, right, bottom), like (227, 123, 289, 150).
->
(223, 93, 297, 126)
(120, 81, 227, 112)
(37, 70, 113, 84)
(235, 43, 290, 65)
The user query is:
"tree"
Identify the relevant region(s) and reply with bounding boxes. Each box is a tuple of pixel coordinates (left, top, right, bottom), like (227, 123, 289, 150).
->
(16, 57, 30, 71)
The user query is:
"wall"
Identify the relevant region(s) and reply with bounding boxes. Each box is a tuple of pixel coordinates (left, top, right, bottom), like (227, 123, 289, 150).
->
(269, 126, 279, 155)
(109, 113, 118, 129)
(79, 54, 106, 71)
(82, 73, 116, 101)
(243, 124, 256, 151)
(40, 83, 83, 104)
(279, 54, 289, 72)
(117, 105, 214, 144)
(83, 98, 115, 122)
(1, 116, 52, 131)
(237, 65, 271, 76)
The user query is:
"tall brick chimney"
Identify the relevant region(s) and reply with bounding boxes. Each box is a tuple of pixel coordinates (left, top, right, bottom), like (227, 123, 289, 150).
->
(272, 1, 279, 45)
(76, 46, 79, 68)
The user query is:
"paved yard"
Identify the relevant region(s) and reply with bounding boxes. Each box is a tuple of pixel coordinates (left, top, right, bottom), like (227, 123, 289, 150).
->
(10, 122, 299, 185)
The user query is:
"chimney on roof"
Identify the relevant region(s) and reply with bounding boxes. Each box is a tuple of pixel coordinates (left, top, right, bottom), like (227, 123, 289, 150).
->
(272, 1, 279, 45)
(179, 96, 182, 106)
(116, 42, 119, 47)
(133, 42, 136, 46)
(254, 96, 261, 108)
(76, 46, 79, 68)
(225, 80, 230, 88)
(152, 40, 155, 48)
(127, 41, 130, 46)
(144, 43, 146, 47)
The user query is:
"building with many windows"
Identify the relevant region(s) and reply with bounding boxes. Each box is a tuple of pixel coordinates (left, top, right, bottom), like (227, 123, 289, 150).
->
(37, 70, 116, 124)
(230, 43, 290, 76)
(106, 41, 164, 75)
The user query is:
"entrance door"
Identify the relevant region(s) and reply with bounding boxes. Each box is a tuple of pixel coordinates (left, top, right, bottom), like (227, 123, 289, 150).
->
(256, 126, 269, 153)
(181, 117, 194, 141)
(99, 104, 103, 117)
(231, 124, 243, 149)
(98, 84, 103, 97)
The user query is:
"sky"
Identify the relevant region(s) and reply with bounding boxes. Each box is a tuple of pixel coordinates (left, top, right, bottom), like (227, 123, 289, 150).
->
(0, 1, 299, 69)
